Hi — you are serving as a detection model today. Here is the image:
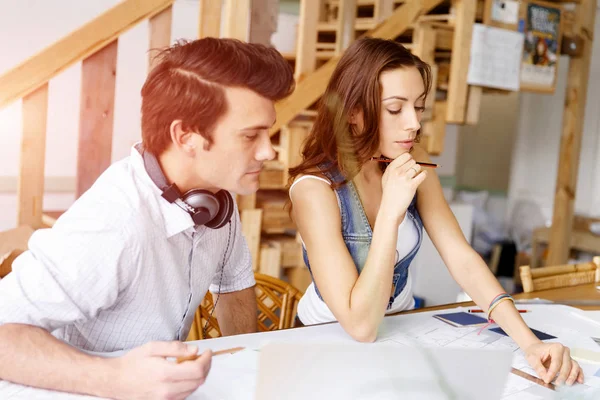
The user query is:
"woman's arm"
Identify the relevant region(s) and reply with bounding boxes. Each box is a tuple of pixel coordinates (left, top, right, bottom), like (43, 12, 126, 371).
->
(412, 145, 582, 386)
(290, 155, 425, 342)
(291, 178, 399, 342)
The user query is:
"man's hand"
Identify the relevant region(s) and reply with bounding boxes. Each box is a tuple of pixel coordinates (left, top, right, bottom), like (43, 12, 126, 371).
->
(110, 341, 212, 400)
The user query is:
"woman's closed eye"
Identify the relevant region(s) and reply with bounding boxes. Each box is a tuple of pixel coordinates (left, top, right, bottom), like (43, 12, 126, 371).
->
(387, 108, 401, 115)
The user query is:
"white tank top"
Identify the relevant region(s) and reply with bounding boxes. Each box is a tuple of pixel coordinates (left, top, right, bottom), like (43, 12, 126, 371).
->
(289, 175, 419, 325)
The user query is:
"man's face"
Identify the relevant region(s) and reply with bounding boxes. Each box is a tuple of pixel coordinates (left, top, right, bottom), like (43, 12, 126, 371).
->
(193, 86, 277, 195)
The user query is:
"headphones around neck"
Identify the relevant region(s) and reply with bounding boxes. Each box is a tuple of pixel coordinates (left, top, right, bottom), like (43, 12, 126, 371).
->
(139, 144, 234, 229)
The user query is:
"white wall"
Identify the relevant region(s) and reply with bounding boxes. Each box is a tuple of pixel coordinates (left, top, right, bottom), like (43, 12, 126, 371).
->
(507, 10, 600, 224)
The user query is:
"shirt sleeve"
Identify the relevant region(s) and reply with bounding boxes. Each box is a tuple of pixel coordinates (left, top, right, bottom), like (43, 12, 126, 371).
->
(209, 201, 255, 294)
(0, 215, 138, 333)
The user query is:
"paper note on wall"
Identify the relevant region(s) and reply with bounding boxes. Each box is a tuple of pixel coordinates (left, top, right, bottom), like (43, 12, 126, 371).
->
(467, 23, 524, 91)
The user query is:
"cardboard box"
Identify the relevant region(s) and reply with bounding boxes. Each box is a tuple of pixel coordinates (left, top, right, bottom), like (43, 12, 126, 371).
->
(0, 226, 34, 278)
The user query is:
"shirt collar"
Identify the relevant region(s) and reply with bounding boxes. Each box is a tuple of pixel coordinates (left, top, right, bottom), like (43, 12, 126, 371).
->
(130, 143, 195, 238)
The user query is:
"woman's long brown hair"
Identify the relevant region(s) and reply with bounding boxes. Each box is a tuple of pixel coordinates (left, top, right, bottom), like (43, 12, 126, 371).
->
(288, 38, 431, 186)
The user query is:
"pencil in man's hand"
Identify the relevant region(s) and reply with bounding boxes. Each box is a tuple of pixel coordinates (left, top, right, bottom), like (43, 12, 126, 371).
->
(176, 346, 245, 363)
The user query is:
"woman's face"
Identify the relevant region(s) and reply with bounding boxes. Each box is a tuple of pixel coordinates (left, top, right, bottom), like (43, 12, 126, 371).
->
(375, 67, 426, 158)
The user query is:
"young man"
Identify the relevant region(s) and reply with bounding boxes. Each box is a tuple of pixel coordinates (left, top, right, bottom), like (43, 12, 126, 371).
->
(0, 38, 294, 399)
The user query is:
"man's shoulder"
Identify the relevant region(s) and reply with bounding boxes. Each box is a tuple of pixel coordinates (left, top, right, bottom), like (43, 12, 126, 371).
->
(57, 158, 157, 235)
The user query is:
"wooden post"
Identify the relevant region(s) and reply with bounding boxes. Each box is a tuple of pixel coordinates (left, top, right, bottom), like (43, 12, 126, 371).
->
(17, 83, 49, 228)
(412, 24, 437, 120)
(223, 0, 251, 41)
(422, 101, 447, 155)
(241, 209, 263, 271)
(547, 0, 597, 265)
(149, 5, 173, 70)
(374, 0, 395, 22)
(249, 0, 279, 45)
(446, 0, 476, 123)
(335, 0, 357, 54)
(295, 0, 319, 82)
(76, 40, 118, 198)
(199, 0, 223, 38)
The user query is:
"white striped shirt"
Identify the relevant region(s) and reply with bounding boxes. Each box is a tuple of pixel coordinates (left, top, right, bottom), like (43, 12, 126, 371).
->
(0, 145, 254, 352)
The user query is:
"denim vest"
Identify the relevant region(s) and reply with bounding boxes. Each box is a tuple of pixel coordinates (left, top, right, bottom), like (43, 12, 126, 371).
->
(302, 165, 424, 309)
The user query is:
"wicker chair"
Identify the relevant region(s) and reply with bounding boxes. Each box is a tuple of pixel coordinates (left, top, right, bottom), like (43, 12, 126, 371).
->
(519, 256, 600, 293)
(186, 273, 303, 341)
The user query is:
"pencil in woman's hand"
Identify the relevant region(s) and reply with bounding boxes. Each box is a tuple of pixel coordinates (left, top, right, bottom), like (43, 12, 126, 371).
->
(370, 157, 439, 168)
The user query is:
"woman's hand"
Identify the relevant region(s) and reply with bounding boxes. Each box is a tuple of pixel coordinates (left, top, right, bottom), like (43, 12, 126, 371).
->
(524, 342, 583, 386)
(380, 153, 427, 224)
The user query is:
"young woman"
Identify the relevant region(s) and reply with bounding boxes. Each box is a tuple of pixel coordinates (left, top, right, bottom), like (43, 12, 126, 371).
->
(288, 37, 582, 386)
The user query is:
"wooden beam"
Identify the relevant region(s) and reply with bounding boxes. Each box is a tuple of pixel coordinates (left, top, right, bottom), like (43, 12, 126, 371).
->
(295, 0, 320, 81)
(335, 0, 357, 54)
(241, 209, 263, 271)
(446, 0, 476, 123)
(17, 83, 48, 229)
(422, 101, 447, 155)
(237, 193, 257, 212)
(148, 5, 173, 70)
(249, 0, 279, 45)
(76, 41, 118, 198)
(547, 0, 597, 265)
(412, 24, 436, 120)
(0, 0, 174, 109)
(465, 86, 483, 124)
(222, 0, 251, 41)
(198, 0, 222, 38)
(272, 0, 444, 135)
(373, 0, 395, 22)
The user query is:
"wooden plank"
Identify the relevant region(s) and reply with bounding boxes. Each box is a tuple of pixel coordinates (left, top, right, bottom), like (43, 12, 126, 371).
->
(259, 243, 282, 277)
(0, 0, 173, 109)
(374, 0, 395, 21)
(547, 0, 597, 265)
(412, 24, 436, 64)
(422, 101, 446, 155)
(222, 0, 251, 41)
(412, 24, 437, 120)
(295, 0, 320, 81)
(335, 0, 357, 54)
(237, 193, 257, 212)
(17, 83, 48, 228)
(249, 0, 279, 45)
(436, 28, 454, 50)
(465, 86, 483, 124)
(198, 0, 222, 38)
(272, 0, 444, 135)
(148, 5, 173, 71)
(76, 40, 118, 198)
(446, 0, 476, 123)
(241, 209, 263, 271)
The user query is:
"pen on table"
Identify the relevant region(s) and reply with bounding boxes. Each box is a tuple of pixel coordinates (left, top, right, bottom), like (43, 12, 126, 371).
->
(468, 309, 529, 313)
(369, 157, 439, 168)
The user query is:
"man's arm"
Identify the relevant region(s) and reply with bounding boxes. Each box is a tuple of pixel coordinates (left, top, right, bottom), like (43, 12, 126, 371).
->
(0, 323, 212, 399)
(214, 286, 257, 336)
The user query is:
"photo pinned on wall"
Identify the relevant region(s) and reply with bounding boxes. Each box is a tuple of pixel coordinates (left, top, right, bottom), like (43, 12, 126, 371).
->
(519, 0, 562, 93)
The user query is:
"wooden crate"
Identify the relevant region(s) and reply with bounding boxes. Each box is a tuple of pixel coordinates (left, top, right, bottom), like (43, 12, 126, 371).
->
(257, 190, 295, 234)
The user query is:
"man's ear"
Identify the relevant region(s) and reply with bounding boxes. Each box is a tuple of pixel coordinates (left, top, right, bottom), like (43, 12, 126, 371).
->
(169, 120, 208, 155)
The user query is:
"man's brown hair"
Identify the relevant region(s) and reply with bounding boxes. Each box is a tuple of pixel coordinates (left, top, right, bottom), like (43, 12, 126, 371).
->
(141, 38, 295, 155)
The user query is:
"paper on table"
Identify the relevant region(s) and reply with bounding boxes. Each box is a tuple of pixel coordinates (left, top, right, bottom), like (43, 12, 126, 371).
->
(189, 349, 260, 400)
(256, 342, 513, 400)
